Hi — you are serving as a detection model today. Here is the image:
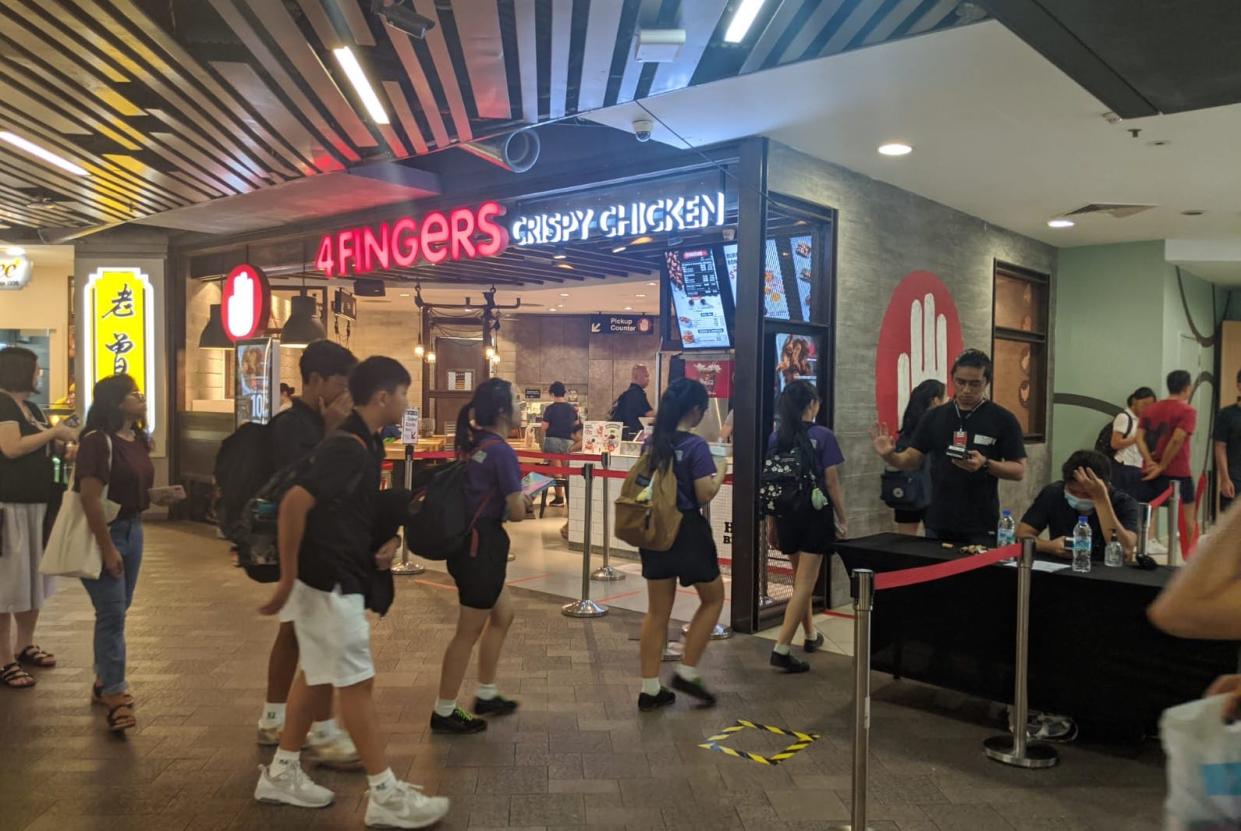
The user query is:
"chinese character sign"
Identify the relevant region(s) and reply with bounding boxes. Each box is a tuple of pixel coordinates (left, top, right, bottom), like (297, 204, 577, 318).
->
(84, 267, 155, 430)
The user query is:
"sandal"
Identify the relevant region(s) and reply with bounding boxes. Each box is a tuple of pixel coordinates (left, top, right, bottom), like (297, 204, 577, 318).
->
(106, 702, 136, 733)
(2, 662, 35, 689)
(92, 682, 134, 709)
(17, 645, 56, 668)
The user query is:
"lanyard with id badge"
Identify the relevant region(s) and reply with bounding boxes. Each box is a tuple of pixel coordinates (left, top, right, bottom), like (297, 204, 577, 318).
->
(946, 401, 980, 460)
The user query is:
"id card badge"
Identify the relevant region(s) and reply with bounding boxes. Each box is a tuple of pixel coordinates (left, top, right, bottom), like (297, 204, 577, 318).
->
(953, 430, 968, 451)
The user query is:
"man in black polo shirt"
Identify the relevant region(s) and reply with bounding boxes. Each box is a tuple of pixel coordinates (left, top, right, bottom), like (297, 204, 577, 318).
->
(1019, 449, 1140, 561)
(1215, 369, 1241, 512)
(257, 340, 358, 766)
(871, 349, 1027, 544)
(610, 364, 654, 440)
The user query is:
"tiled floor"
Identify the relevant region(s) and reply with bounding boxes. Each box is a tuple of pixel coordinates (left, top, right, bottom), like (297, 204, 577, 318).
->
(2, 522, 1167, 830)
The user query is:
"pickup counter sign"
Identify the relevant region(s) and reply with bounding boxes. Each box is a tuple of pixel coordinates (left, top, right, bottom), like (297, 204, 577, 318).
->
(591, 314, 653, 335)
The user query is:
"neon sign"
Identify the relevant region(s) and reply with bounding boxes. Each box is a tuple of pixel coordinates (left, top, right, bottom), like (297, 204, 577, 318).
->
(222, 264, 271, 342)
(510, 191, 725, 245)
(315, 201, 508, 278)
(83, 267, 156, 431)
(0, 254, 31, 290)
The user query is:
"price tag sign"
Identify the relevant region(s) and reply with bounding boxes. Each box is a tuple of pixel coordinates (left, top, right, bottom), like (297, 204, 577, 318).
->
(401, 408, 421, 445)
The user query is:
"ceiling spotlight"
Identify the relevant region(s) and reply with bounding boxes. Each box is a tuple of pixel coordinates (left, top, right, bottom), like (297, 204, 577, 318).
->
(556, 263, 574, 270)
(425, 350, 437, 364)
(559, 292, 570, 297)
(624, 306, 633, 311)
(552, 249, 568, 260)
(549, 307, 558, 312)
(877, 142, 913, 156)
(399, 292, 410, 297)
(371, 0, 435, 39)
(635, 293, 647, 298)
(0, 131, 88, 176)
(646, 281, 657, 286)
(612, 245, 627, 253)
(415, 341, 425, 358)
(1047, 218, 1075, 228)
(631, 235, 654, 245)
(4, 246, 25, 257)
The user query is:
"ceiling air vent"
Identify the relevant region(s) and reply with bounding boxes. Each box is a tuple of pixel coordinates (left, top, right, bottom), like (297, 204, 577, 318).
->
(1064, 203, 1157, 219)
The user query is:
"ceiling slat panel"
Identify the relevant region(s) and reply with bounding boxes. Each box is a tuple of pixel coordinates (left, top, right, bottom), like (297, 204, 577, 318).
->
(332, 0, 377, 47)
(0, 0, 131, 84)
(377, 123, 409, 157)
(548, 0, 573, 119)
(514, 0, 539, 123)
(382, 80, 430, 155)
(296, 0, 345, 49)
(575, 0, 624, 112)
(148, 130, 250, 195)
(0, 155, 133, 221)
(862, 0, 928, 44)
(741, 0, 815, 73)
(613, 0, 664, 104)
(648, 0, 729, 96)
(780, 0, 846, 63)
(419, 2, 474, 142)
(387, 26, 452, 148)
(820, 0, 887, 56)
(145, 109, 269, 191)
(452, 0, 511, 119)
(907, 0, 959, 34)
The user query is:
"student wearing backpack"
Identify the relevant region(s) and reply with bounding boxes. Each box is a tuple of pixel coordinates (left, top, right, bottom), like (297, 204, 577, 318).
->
(254, 356, 450, 829)
(766, 381, 847, 673)
(431, 378, 528, 735)
(253, 340, 359, 768)
(1109, 387, 1156, 497)
(637, 379, 729, 711)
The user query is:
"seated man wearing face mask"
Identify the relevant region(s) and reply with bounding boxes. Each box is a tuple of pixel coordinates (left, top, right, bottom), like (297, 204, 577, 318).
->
(1018, 449, 1140, 564)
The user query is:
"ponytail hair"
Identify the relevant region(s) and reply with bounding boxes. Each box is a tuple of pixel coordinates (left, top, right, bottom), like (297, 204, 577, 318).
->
(651, 378, 708, 469)
(456, 377, 515, 454)
(776, 380, 819, 451)
(900, 378, 946, 437)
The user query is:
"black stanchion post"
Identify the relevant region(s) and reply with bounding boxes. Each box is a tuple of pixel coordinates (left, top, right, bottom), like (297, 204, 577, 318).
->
(391, 443, 424, 576)
(982, 537, 1058, 768)
(1168, 487, 1182, 566)
(1136, 502, 1151, 559)
(562, 463, 606, 618)
(829, 568, 873, 831)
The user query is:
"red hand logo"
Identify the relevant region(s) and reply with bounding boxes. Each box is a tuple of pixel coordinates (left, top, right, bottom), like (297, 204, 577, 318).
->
(875, 271, 964, 429)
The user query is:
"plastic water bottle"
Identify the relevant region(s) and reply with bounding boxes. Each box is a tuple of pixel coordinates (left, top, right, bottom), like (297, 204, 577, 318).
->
(996, 510, 1016, 548)
(1072, 517, 1093, 573)
(1104, 530, 1123, 568)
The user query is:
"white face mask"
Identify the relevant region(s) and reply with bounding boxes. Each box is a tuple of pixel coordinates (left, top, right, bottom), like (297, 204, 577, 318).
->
(1065, 492, 1094, 513)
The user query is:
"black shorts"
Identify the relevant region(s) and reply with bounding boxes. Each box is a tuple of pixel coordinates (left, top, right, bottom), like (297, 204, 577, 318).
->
(775, 509, 836, 555)
(447, 520, 509, 610)
(893, 507, 926, 525)
(639, 510, 720, 588)
(1110, 463, 1144, 498)
(1136, 475, 1195, 505)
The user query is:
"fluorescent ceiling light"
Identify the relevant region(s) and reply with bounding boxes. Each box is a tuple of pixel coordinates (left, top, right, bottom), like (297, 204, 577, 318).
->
(635, 293, 647, 298)
(559, 292, 570, 297)
(0, 131, 88, 176)
(724, 0, 766, 43)
(877, 142, 913, 156)
(1047, 218, 1075, 228)
(646, 281, 657, 286)
(333, 47, 390, 125)
(624, 306, 633, 311)
(5, 246, 25, 257)
(612, 245, 627, 253)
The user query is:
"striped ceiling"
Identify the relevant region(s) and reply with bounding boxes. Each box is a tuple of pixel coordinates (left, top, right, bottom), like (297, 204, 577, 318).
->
(0, 0, 981, 237)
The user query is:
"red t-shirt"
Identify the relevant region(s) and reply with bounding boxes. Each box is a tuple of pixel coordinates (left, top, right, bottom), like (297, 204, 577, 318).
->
(75, 431, 155, 519)
(1140, 399, 1197, 478)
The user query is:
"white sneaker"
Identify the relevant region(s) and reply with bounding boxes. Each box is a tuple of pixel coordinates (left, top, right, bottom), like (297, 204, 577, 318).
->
(1146, 539, 1168, 555)
(254, 762, 335, 808)
(305, 731, 361, 769)
(365, 781, 450, 829)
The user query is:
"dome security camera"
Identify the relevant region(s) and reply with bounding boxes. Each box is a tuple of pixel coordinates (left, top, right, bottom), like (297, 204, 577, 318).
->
(632, 119, 653, 142)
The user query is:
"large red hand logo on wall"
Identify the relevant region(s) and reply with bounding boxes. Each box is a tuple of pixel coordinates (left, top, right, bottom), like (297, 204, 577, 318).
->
(875, 271, 964, 430)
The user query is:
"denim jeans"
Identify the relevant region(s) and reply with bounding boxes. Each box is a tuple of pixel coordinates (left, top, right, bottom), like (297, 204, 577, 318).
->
(80, 517, 143, 696)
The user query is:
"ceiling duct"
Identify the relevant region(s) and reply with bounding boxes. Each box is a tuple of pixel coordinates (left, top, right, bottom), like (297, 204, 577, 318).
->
(1064, 202, 1157, 219)
(457, 129, 541, 173)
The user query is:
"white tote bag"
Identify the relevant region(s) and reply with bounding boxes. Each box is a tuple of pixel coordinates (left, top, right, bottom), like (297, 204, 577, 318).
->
(1161, 694, 1241, 830)
(39, 434, 121, 580)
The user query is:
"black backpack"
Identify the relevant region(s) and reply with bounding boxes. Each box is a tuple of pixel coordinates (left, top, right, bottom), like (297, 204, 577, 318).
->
(213, 420, 276, 541)
(759, 432, 823, 518)
(1094, 412, 1132, 456)
(404, 439, 501, 560)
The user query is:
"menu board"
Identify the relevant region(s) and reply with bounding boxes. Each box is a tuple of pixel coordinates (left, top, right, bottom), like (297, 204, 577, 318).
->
(723, 240, 803, 320)
(790, 235, 813, 321)
(723, 243, 738, 308)
(665, 248, 731, 350)
(582, 421, 623, 455)
(235, 337, 279, 426)
(763, 238, 791, 320)
(774, 333, 818, 394)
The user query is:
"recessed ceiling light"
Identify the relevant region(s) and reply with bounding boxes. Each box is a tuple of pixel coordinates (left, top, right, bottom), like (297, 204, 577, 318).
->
(399, 293, 410, 297)
(0, 131, 88, 176)
(559, 292, 569, 297)
(723, 0, 766, 43)
(647, 281, 657, 286)
(556, 263, 574, 270)
(4, 246, 25, 257)
(612, 245, 627, 253)
(549, 307, 558, 312)
(635, 293, 647, 298)
(877, 142, 913, 157)
(1047, 218, 1075, 228)
(332, 47, 390, 125)
(552, 249, 568, 260)
(624, 306, 633, 311)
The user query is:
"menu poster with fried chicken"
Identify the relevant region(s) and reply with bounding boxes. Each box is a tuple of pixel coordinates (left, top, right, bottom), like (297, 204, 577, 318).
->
(790, 235, 813, 321)
(582, 421, 623, 455)
(666, 248, 731, 350)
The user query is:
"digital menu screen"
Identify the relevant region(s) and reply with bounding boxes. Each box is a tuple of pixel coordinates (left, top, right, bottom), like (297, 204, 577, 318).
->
(724, 236, 816, 321)
(790, 235, 814, 321)
(665, 248, 732, 350)
(774, 332, 818, 394)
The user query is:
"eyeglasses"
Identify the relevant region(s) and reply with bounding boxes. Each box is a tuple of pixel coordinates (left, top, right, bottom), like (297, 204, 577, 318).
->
(952, 377, 986, 390)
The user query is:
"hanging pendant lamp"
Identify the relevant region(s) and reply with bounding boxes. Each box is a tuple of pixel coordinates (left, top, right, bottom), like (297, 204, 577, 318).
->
(280, 293, 326, 348)
(198, 304, 232, 349)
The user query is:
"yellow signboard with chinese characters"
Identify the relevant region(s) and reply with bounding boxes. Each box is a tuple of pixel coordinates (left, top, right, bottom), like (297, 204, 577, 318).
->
(83, 267, 155, 430)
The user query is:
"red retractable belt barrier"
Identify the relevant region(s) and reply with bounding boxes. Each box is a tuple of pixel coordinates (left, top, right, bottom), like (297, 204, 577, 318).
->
(513, 448, 603, 463)
(1147, 485, 1174, 509)
(519, 464, 578, 478)
(873, 543, 1021, 591)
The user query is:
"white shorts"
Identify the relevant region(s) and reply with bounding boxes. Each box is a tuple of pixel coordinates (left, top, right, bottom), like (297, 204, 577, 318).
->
(286, 580, 374, 688)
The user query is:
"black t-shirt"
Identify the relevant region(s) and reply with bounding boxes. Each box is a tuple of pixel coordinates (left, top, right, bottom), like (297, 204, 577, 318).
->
(612, 384, 652, 439)
(542, 401, 580, 440)
(1020, 481, 1140, 560)
(1214, 403, 1241, 484)
(0, 395, 53, 504)
(271, 398, 325, 470)
(911, 400, 1027, 538)
(294, 412, 382, 596)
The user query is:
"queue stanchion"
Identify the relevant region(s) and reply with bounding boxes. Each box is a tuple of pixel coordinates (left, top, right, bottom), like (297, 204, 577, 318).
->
(982, 537, 1058, 769)
(591, 452, 625, 582)
(829, 569, 874, 831)
(391, 444, 425, 576)
(1136, 502, 1151, 559)
(562, 463, 607, 618)
(1168, 486, 1182, 566)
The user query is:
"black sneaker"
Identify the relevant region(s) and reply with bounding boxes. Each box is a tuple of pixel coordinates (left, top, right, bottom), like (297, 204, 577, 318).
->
(669, 674, 717, 706)
(771, 650, 810, 673)
(430, 708, 487, 735)
(549, 498, 566, 507)
(638, 687, 676, 712)
(804, 632, 825, 653)
(473, 695, 519, 717)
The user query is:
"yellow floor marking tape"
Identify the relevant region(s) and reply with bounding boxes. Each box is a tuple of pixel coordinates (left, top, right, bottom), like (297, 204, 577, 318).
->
(698, 719, 822, 766)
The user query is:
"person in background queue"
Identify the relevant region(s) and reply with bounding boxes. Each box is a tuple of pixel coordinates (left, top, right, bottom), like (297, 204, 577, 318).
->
(278, 383, 295, 413)
(766, 381, 847, 673)
(870, 349, 1027, 545)
(637, 379, 728, 711)
(1018, 450, 1139, 562)
(893, 379, 945, 535)
(1111, 387, 1157, 496)
(540, 381, 579, 508)
(257, 340, 359, 768)
(431, 378, 527, 735)
(0, 347, 78, 690)
(1136, 370, 1199, 544)
(76, 375, 161, 732)
(1214, 369, 1241, 512)
(610, 364, 655, 440)
(255, 357, 450, 829)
